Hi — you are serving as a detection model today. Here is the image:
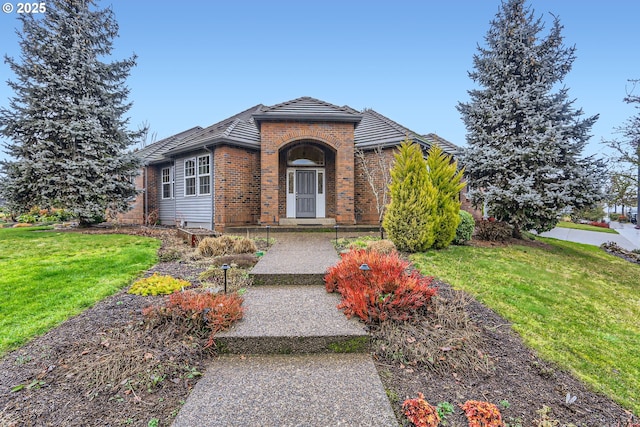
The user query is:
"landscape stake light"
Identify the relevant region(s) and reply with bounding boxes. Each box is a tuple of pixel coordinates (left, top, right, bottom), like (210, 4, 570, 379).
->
(221, 264, 230, 294)
(359, 263, 371, 273)
(334, 224, 339, 243)
(266, 225, 271, 248)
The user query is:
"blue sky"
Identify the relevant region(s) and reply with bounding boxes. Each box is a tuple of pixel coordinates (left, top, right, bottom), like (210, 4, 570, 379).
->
(1, 0, 639, 162)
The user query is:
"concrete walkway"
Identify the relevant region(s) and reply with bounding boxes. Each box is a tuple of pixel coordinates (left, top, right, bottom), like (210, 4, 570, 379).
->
(539, 222, 639, 251)
(172, 232, 398, 427)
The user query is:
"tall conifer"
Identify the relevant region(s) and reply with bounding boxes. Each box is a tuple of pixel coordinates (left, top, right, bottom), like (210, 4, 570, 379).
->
(426, 144, 465, 249)
(383, 139, 437, 252)
(457, 0, 602, 235)
(0, 0, 143, 225)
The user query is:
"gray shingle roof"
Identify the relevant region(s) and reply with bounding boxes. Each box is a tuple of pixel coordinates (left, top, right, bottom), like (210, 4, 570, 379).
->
(140, 97, 459, 162)
(422, 133, 461, 156)
(253, 96, 362, 126)
(135, 126, 203, 164)
(164, 105, 263, 156)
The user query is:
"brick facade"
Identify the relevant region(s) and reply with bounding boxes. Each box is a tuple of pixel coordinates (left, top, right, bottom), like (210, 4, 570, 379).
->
(354, 148, 396, 225)
(117, 167, 159, 225)
(213, 145, 260, 231)
(259, 121, 356, 225)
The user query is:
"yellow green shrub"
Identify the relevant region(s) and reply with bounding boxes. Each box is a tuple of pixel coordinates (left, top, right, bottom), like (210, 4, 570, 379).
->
(129, 273, 190, 296)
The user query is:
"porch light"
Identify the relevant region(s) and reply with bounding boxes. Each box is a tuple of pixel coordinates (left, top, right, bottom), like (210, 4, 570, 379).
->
(221, 264, 230, 294)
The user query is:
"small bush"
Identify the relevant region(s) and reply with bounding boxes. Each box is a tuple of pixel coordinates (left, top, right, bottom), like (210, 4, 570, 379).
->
(402, 393, 440, 427)
(609, 213, 621, 221)
(198, 237, 228, 257)
(129, 273, 190, 296)
(459, 400, 503, 427)
(475, 219, 512, 241)
(232, 237, 257, 254)
(143, 289, 244, 348)
(618, 215, 629, 223)
(325, 249, 437, 323)
(454, 210, 475, 245)
(366, 239, 396, 254)
(589, 221, 610, 229)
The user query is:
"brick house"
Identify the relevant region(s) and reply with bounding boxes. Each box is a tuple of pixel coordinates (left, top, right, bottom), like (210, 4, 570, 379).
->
(120, 97, 462, 231)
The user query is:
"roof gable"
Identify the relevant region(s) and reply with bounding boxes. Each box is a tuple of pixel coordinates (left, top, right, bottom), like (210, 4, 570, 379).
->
(252, 96, 362, 127)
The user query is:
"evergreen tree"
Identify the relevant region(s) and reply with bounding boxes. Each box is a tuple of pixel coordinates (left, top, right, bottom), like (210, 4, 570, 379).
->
(383, 139, 437, 252)
(0, 0, 143, 225)
(457, 0, 602, 236)
(426, 144, 466, 249)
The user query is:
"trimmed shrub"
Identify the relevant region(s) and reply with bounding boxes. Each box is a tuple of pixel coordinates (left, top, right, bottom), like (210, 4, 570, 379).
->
(454, 210, 475, 245)
(475, 219, 512, 242)
(402, 393, 440, 427)
(129, 273, 190, 296)
(143, 289, 244, 348)
(589, 221, 610, 229)
(366, 239, 396, 254)
(459, 401, 503, 427)
(325, 249, 437, 323)
(232, 237, 257, 254)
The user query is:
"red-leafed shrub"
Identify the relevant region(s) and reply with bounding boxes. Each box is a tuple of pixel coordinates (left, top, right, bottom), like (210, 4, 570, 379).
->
(402, 392, 440, 427)
(459, 400, 503, 427)
(325, 249, 437, 323)
(143, 289, 244, 348)
(589, 221, 610, 229)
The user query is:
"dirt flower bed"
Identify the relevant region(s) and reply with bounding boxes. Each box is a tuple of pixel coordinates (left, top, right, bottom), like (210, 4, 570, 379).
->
(0, 227, 636, 426)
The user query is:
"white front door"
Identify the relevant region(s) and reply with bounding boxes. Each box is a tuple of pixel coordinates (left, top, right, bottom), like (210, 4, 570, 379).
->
(286, 168, 325, 218)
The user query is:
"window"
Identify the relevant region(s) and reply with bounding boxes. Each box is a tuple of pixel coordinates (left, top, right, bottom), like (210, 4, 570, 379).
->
(317, 172, 323, 195)
(161, 167, 173, 199)
(184, 155, 210, 196)
(198, 155, 211, 195)
(287, 144, 325, 166)
(184, 159, 196, 196)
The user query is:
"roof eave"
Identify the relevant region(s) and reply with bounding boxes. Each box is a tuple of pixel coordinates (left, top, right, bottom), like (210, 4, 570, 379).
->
(253, 113, 363, 130)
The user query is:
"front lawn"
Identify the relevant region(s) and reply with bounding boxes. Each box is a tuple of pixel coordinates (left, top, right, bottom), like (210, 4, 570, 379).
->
(556, 220, 618, 234)
(0, 227, 159, 356)
(411, 238, 640, 415)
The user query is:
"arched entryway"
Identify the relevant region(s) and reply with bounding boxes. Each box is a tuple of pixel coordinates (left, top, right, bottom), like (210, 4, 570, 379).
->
(279, 141, 335, 220)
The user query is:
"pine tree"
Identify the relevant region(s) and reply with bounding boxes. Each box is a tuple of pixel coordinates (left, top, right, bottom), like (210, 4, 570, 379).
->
(426, 144, 466, 249)
(0, 0, 143, 226)
(457, 0, 602, 236)
(383, 139, 437, 252)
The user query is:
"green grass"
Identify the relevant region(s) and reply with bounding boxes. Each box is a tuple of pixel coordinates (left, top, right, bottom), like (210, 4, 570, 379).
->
(556, 220, 618, 234)
(0, 227, 160, 356)
(411, 238, 640, 415)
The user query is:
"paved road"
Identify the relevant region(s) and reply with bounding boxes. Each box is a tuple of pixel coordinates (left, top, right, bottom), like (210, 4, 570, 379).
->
(539, 222, 639, 251)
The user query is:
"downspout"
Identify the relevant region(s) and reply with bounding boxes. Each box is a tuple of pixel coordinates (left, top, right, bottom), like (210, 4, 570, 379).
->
(173, 158, 177, 227)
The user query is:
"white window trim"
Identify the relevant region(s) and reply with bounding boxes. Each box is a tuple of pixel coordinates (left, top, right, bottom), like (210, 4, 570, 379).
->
(184, 158, 196, 197)
(198, 155, 211, 196)
(184, 155, 211, 197)
(161, 166, 174, 199)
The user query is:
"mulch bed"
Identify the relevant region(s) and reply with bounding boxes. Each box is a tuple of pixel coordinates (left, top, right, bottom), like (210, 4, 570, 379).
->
(0, 226, 636, 426)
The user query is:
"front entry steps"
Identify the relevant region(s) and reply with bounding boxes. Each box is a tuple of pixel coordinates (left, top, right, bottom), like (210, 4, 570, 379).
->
(278, 217, 336, 226)
(249, 232, 341, 286)
(215, 286, 368, 355)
